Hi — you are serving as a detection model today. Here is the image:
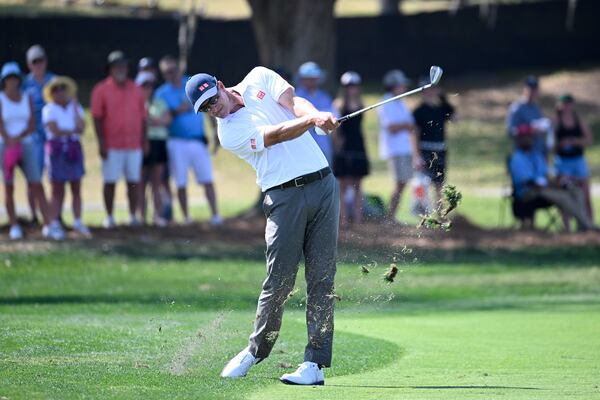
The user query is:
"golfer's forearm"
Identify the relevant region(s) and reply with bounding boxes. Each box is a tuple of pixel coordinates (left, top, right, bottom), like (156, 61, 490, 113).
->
(263, 115, 314, 147)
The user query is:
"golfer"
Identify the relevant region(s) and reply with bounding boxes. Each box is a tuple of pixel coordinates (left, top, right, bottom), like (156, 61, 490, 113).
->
(185, 67, 340, 385)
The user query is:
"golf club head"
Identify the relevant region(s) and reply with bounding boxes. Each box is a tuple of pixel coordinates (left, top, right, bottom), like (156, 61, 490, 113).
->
(430, 66, 443, 86)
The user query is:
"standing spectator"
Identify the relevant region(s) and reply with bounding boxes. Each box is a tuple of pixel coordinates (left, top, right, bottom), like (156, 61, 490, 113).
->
(506, 76, 551, 156)
(156, 55, 221, 225)
(91, 50, 148, 228)
(138, 57, 158, 76)
(333, 71, 369, 226)
(509, 125, 594, 231)
(295, 61, 335, 165)
(377, 69, 421, 221)
(553, 93, 594, 223)
(23, 44, 55, 225)
(42, 76, 90, 237)
(413, 78, 454, 202)
(136, 71, 171, 226)
(0, 62, 61, 240)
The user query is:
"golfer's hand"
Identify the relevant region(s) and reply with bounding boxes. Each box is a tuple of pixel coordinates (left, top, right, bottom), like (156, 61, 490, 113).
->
(312, 112, 339, 134)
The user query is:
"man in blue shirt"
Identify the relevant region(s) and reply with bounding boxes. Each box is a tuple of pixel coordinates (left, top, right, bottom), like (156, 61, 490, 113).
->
(156, 56, 221, 226)
(509, 125, 593, 231)
(506, 76, 550, 156)
(295, 62, 335, 165)
(23, 44, 55, 224)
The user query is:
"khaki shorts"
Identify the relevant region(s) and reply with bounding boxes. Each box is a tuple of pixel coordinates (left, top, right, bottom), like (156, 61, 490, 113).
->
(102, 149, 142, 184)
(388, 155, 413, 183)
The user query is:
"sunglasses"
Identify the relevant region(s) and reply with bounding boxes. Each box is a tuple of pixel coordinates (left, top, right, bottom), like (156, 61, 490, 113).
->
(52, 84, 66, 93)
(32, 58, 46, 64)
(199, 92, 219, 113)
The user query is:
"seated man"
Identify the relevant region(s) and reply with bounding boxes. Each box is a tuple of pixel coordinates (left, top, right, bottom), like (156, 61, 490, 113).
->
(509, 124, 594, 231)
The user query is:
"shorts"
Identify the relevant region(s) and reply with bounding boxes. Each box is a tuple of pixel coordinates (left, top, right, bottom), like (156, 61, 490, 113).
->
(32, 135, 46, 177)
(167, 138, 214, 188)
(102, 149, 142, 184)
(421, 149, 446, 185)
(46, 139, 85, 183)
(0, 139, 43, 184)
(143, 139, 168, 167)
(333, 151, 369, 178)
(388, 155, 413, 183)
(554, 155, 589, 179)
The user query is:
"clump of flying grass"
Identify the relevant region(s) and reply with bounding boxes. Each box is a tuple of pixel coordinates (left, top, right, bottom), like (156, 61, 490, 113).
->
(418, 184, 462, 231)
(383, 264, 399, 283)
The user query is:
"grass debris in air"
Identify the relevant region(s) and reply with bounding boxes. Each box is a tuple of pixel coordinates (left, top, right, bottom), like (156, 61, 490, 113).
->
(418, 184, 462, 231)
(383, 264, 399, 283)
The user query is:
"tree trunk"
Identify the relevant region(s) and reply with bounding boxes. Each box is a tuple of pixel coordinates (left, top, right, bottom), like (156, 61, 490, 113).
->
(247, 0, 336, 84)
(379, 0, 401, 16)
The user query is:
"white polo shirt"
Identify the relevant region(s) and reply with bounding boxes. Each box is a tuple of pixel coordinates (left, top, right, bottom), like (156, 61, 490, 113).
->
(217, 67, 328, 192)
(377, 93, 415, 159)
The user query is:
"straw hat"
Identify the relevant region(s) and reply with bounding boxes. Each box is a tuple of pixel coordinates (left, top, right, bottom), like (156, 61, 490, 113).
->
(43, 76, 77, 103)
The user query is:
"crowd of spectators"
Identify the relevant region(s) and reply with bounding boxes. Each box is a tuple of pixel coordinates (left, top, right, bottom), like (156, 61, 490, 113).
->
(0, 47, 596, 239)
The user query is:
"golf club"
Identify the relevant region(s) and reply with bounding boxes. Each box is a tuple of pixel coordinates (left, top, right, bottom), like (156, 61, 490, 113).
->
(316, 65, 444, 135)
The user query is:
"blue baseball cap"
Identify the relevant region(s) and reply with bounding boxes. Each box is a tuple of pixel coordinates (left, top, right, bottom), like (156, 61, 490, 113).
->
(185, 73, 218, 113)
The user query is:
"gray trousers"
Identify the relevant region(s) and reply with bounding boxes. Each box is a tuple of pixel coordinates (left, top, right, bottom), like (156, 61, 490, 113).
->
(526, 186, 591, 229)
(249, 173, 339, 367)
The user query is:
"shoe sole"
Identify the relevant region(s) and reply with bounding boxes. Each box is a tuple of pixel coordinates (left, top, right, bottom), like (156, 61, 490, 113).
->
(280, 378, 324, 386)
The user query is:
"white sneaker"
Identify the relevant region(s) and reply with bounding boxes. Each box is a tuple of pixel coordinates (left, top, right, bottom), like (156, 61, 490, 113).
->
(210, 215, 223, 226)
(43, 222, 65, 241)
(129, 215, 142, 227)
(73, 220, 91, 237)
(103, 216, 116, 229)
(280, 362, 325, 386)
(182, 216, 193, 226)
(153, 216, 168, 227)
(9, 224, 23, 240)
(220, 347, 259, 378)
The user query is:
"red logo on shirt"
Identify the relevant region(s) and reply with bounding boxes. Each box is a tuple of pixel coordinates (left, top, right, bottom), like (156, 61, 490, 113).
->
(257, 90, 265, 100)
(250, 138, 257, 150)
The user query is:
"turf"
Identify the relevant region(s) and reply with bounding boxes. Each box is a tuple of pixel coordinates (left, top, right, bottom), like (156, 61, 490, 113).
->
(1, 246, 599, 399)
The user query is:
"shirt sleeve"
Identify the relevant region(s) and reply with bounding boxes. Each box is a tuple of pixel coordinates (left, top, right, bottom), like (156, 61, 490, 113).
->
(506, 102, 521, 136)
(90, 85, 104, 119)
(252, 66, 293, 102)
(219, 120, 266, 157)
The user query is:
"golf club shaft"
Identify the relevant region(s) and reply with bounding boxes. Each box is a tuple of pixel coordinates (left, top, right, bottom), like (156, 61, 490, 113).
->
(338, 83, 433, 123)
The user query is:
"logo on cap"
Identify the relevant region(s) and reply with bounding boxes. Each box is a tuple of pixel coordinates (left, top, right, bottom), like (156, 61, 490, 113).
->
(257, 90, 265, 100)
(198, 83, 210, 92)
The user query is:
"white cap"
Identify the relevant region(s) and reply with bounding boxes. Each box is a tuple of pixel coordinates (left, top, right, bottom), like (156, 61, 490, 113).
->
(383, 69, 409, 88)
(340, 71, 361, 86)
(298, 61, 323, 79)
(135, 71, 156, 86)
(26, 45, 46, 64)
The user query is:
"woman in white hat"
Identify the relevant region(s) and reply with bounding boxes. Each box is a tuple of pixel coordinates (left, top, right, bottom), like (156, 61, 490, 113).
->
(42, 75, 89, 237)
(0, 61, 58, 240)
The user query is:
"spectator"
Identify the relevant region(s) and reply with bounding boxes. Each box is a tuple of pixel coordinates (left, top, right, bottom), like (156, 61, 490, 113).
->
(506, 76, 551, 156)
(23, 44, 55, 225)
(0, 62, 61, 240)
(138, 57, 158, 76)
(136, 71, 171, 226)
(378, 69, 421, 221)
(156, 55, 221, 226)
(91, 50, 148, 228)
(42, 76, 90, 237)
(509, 125, 594, 231)
(295, 61, 335, 165)
(413, 78, 454, 201)
(553, 93, 594, 223)
(333, 71, 369, 226)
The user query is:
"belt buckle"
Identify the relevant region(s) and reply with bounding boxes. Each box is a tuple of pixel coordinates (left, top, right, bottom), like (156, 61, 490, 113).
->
(294, 177, 305, 187)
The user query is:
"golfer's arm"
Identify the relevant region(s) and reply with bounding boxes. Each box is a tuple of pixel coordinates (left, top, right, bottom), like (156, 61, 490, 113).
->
(263, 115, 315, 147)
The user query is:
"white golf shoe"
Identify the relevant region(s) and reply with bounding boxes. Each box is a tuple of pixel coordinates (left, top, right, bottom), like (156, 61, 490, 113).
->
(220, 347, 258, 378)
(280, 362, 325, 386)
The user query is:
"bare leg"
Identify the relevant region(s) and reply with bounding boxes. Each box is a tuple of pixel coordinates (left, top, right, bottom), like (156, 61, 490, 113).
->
(126, 182, 139, 217)
(5, 184, 17, 226)
(27, 185, 38, 223)
(50, 182, 65, 223)
(70, 180, 82, 221)
(353, 178, 363, 224)
(103, 183, 116, 217)
(388, 181, 406, 220)
(203, 182, 219, 217)
(580, 179, 593, 221)
(140, 167, 149, 223)
(151, 165, 164, 221)
(177, 187, 188, 220)
(30, 182, 51, 225)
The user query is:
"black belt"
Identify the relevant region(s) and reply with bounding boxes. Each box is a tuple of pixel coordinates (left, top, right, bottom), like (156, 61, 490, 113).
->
(266, 167, 331, 192)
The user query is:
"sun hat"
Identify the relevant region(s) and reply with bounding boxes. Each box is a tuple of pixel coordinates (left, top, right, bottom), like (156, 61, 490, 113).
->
(383, 69, 409, 88)
(185, 73, 218, 113)
(26, 45, 46, 64)
(43, 76, 77, 103)
(340, 71, 361, 86)
(298, 62, 323, 79)
(135, 71, 156, 86)
(0, 62, 22, 82)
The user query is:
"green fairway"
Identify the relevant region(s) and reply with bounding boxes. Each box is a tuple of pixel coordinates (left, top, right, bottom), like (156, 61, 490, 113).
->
(1, 246, 599, 399)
